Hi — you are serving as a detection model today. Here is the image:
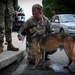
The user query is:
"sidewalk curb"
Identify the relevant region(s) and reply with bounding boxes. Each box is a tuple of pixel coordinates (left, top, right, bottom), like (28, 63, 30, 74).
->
(0, 49, 26, 70)
(11, 56, 28, 75)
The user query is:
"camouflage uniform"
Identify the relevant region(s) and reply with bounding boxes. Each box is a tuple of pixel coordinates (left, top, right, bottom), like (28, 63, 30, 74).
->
(18, 4, 54, 64)
(19, 15, 53, 42)
(19, 15, 54, 63)
(0, 0, 19, 53)
(0, 0, 18, 42)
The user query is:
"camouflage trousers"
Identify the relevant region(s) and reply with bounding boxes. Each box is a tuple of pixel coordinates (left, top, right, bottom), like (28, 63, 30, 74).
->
(0, 2, 14, 42)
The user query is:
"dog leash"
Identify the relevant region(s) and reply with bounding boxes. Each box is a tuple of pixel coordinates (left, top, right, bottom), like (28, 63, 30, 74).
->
(18, 40, 24, 48)
(18, 35, 25, 48)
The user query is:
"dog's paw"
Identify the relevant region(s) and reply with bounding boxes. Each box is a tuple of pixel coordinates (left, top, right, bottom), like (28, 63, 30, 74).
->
(29, 66, 36, 70)
(63, 66, 68, 68)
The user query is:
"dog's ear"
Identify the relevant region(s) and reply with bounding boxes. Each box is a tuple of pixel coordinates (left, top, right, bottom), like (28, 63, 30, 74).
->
(21, 25, 37, 36)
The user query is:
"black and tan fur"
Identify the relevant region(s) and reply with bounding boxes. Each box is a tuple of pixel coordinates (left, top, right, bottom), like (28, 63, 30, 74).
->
(24, 25, 75, 69)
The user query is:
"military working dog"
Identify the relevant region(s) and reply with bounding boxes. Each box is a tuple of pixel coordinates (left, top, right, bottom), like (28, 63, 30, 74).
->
(22, 25, 75, 70)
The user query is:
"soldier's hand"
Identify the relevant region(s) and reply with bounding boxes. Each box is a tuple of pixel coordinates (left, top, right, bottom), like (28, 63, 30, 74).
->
(14, 11, 18, 18)
(17, 33, 23, 41)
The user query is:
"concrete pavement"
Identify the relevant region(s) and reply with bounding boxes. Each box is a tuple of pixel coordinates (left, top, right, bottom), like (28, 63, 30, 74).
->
(0, 32, 27, 69)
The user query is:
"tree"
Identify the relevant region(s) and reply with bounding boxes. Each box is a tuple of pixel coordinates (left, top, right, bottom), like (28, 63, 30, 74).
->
(42, 0, 75, 19)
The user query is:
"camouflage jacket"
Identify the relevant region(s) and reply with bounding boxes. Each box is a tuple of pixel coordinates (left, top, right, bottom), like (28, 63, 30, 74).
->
(19, 15, 54, 42)
(0, 0, 18, 10)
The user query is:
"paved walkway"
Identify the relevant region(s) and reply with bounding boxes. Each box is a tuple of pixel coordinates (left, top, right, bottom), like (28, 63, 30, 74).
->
(0, 32, 27, 69)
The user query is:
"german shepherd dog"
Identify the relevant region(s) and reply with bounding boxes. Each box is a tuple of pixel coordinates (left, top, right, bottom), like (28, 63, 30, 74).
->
(23, 25, 75, 70)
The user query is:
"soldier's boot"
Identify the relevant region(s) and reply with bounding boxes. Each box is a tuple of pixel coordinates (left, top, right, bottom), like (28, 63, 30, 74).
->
(7, 41, 19, 51)
(0, 43, 3, 53)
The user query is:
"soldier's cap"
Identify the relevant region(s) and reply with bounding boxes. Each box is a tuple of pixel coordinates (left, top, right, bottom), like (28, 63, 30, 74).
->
(32, 4, 42, 12)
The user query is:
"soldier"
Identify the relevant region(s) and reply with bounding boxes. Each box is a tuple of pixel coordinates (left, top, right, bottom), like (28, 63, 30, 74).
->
(0, 0, 19, 53)
(18, 4, 54, 63)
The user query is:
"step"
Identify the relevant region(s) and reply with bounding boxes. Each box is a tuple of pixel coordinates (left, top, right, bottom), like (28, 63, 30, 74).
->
(0, 49, 26, 69)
